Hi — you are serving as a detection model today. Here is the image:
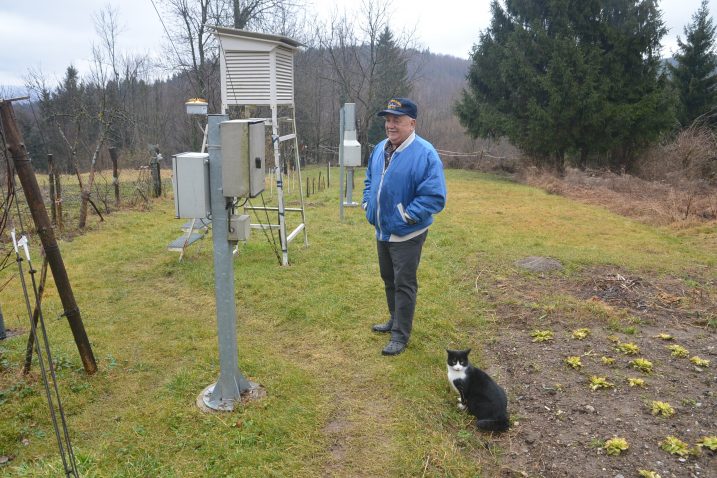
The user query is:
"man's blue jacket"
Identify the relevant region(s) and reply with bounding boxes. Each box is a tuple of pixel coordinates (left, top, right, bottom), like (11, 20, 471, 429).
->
(362, 134, 446, 242)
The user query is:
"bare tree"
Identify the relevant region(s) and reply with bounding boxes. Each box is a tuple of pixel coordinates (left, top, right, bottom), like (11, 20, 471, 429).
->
(158, 0, 306, 106)
(93, 5, 124, 86)
(158, 0, 219, 103)
(317, 0, 419, 162)
(232, 0, 286, 29)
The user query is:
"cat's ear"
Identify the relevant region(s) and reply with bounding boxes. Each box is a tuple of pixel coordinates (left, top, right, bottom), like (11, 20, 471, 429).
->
(465, 348, 471, 356)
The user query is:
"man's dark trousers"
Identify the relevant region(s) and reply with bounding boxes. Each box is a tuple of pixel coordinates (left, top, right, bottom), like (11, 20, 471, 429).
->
(377, 231, 428, 345)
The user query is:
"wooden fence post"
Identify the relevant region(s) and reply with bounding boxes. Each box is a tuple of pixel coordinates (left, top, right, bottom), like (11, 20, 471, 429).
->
(109, 146, 120, 207)
(150, 153, 162, 198)
(47, 154, 56, 225)
(0, 303, 6, 340)
(54, 168, 63, 232)
(0, 99, 97, 374)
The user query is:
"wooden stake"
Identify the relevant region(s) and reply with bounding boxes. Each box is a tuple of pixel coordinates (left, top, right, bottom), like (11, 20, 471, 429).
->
(54, 169, 63, 233)
(47, 154, 56, 225)
(0, 99, 97, 374)
(109, 146, 120, 207)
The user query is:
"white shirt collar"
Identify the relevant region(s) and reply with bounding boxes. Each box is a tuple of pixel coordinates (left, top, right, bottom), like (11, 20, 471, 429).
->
(395, 131, 416, 153)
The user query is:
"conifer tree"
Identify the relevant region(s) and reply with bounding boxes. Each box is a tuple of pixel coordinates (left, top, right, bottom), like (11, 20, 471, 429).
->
(367, 27, 411, 146)
(669, 0, 717, 126)
(456, 0, 674, 172)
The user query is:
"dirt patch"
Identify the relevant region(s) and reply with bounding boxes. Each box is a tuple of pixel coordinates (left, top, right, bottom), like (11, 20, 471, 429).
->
(473, 267, 717, 477)
(0, 328, 25, 340)
(322, 411, 350, 470)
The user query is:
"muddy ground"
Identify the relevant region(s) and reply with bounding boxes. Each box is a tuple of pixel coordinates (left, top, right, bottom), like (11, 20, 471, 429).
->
(472, 266, 716, 478)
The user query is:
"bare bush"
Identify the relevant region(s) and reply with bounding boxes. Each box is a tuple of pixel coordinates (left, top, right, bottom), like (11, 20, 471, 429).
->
(637, 124, 717, 185)
(521, 166, 717, 226)
(440, 139, 522, 174)
(515, 125, 717, 226)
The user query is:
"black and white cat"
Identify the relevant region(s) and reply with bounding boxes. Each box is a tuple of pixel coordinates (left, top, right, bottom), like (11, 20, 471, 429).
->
(446, 348, 510, 432)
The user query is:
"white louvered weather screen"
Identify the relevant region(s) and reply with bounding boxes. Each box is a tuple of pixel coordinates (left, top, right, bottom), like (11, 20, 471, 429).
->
(213, 26, 308, 266)
(275, 47, 294, 104)
(225, 51, 271, 105)
(215, 27, 299, 109)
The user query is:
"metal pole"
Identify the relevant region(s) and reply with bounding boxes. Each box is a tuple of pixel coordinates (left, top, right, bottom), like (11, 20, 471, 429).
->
(0, 100, 97, 375)
(346, 169, 354, 204)
(291, 106, 309, 247)
(272, 105, 289, 265)
(342, 103, 358, 207)
(338, 106, 345, 221)
(23, 258, 48, 374)
(202, 113, 252, 411)
(345, 104, 356, 205)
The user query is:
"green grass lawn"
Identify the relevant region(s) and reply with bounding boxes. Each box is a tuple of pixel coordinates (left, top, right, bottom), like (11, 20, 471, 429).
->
(0, 168, 714, 477)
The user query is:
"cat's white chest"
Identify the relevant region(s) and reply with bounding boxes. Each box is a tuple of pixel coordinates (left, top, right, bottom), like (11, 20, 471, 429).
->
(447, 366, 466, 394)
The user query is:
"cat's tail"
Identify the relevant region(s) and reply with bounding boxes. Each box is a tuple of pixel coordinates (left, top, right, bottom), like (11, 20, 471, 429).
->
(476, 417, 510, 432)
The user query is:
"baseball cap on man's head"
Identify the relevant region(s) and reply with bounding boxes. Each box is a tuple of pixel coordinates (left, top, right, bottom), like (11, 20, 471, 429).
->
(377, 97, 418, 119)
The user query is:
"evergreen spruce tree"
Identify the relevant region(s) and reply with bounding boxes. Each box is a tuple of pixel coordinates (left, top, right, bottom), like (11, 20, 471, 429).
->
(669, 0, 717, 126)
(367, 27, 411, 147)
(456, 0, 674, 172)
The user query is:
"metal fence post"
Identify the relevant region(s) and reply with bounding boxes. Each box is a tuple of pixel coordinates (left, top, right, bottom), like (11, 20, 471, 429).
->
(338, 106, 345, 221)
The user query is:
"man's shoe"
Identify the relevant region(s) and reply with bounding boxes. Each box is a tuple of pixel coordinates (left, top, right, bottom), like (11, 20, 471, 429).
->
(382, 341, 406, 356)
(371, 321, 393, 333)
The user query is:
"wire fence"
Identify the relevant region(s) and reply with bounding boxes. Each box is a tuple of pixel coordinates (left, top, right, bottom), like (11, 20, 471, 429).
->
(0, 165, 173, 244)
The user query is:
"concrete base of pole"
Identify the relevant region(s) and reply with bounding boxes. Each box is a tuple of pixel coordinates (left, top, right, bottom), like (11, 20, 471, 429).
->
(197, 381, 265, 412)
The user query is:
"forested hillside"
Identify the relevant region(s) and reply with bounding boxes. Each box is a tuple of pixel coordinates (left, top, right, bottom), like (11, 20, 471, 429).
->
(12, 48, 474, 175)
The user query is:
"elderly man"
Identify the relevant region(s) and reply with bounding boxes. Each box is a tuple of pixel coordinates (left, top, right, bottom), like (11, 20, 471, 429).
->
(362, 98, 447, 356)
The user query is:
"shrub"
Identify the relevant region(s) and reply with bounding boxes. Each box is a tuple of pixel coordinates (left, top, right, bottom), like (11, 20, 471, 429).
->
(565, 356, 582, 370)
(637, 124, 717, 185)
(638, 470, 661, 478)
(697, 436, 717, 452)
(604, 437, 629, 456)
(571, 328, 590, 340)
(530, 330, 554, 342)
(627, 377, 646, 388)
(690, 356, 710, 367)
(650, 401, 675, 418)
(667, 344, 689, 358)
(631, 358, 654, 374)
(601, 356, 616, 366)
(659, 436, 691, 457)
(616, 342, 640, 355)
(589, 376, 614, 390)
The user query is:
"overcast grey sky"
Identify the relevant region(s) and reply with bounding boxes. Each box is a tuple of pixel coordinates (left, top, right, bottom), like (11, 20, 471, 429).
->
(1, 0, 715, 88)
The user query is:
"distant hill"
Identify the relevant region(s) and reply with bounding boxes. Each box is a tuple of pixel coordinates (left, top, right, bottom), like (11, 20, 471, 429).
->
(410, 51, 472, 151)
